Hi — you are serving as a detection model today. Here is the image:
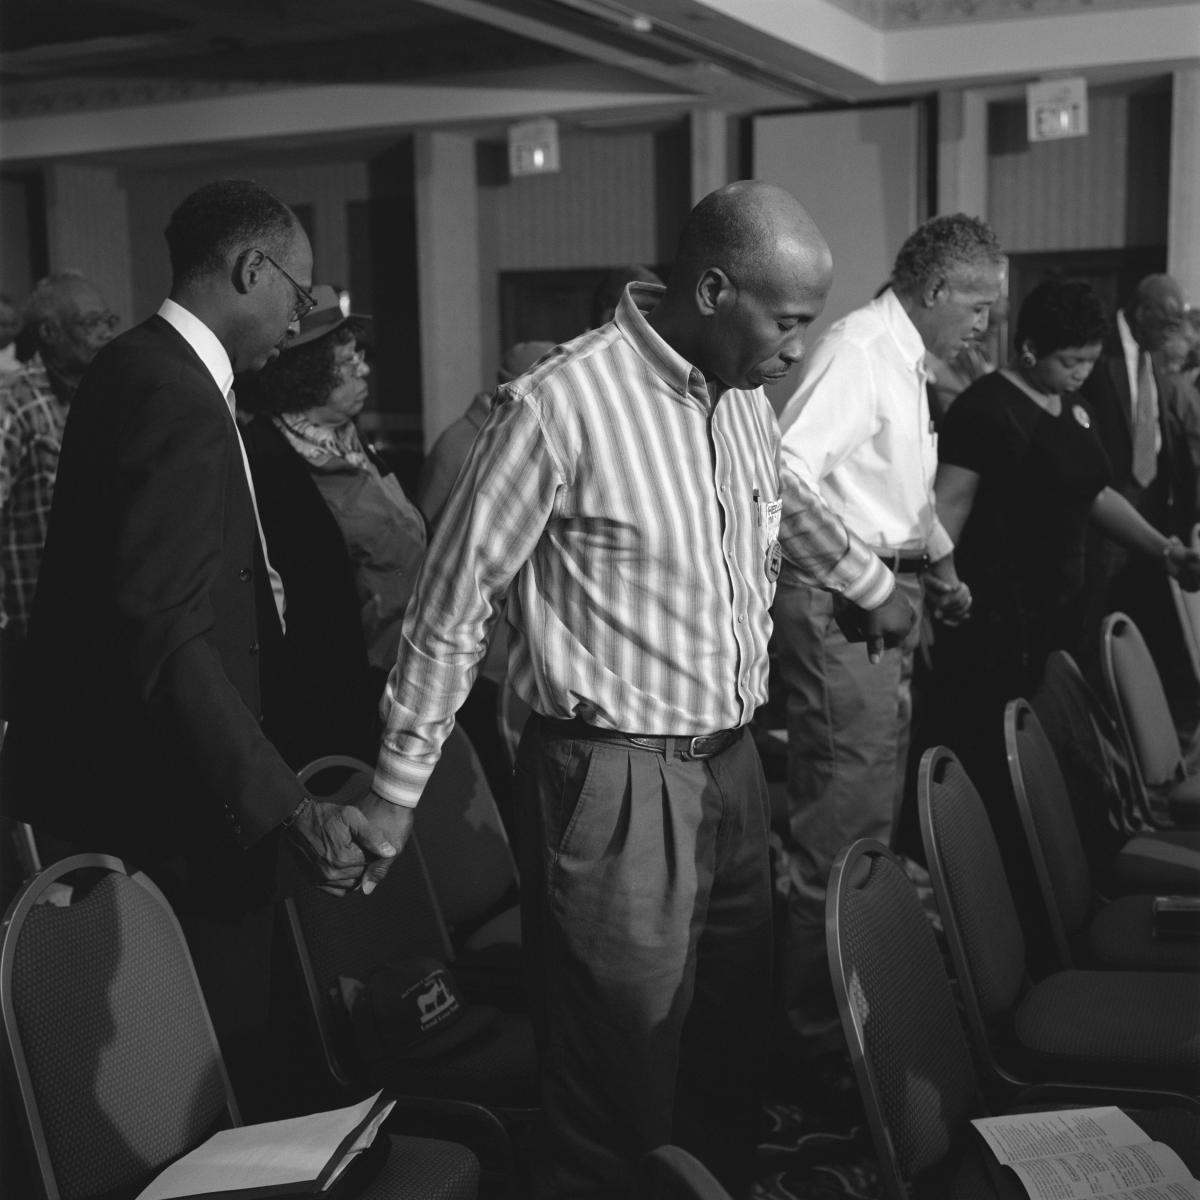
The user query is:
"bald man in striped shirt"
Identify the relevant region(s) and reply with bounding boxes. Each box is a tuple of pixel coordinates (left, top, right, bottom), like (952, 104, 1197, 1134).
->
(356, 180, 914, 1198)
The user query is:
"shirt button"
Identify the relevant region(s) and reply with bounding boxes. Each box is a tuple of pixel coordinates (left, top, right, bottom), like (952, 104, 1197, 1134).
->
(737, 613, 745, 624)
(239, 567, 253, 582)
(248, 642, 260, 655)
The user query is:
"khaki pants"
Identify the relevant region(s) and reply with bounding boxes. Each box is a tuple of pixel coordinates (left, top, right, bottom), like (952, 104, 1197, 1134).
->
(514, 717, 773, 1199)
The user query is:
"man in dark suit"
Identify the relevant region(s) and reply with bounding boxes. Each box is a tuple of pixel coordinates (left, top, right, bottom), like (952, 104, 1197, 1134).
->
(1081, 273, 1200, 698)
(2, 179, 398, 1117)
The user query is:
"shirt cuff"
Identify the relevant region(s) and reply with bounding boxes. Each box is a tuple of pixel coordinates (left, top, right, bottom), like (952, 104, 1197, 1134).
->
(839, 551, 895, 610)
(369, 755, 427, 809)
(926, 521, 955, 564)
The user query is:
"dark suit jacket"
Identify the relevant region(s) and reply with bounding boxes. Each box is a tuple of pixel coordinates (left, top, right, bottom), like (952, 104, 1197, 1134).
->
(1080, 332, 1200, 538)
(3, 316, 305, 915)
(241, 414, 384, 766)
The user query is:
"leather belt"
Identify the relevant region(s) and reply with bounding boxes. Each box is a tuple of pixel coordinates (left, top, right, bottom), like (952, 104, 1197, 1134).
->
(875, 549, 929, 574)
(542, 716, 743, 760)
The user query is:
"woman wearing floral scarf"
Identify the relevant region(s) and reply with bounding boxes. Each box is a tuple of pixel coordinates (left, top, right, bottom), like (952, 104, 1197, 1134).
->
(237, 286, 426, 766)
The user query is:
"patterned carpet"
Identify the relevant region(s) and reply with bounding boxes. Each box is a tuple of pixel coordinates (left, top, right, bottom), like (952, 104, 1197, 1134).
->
(754, 1095, 881, 1200)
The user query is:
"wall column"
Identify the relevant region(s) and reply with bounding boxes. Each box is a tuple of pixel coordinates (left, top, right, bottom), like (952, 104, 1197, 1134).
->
(1168, 67, 1200, 303)
(44, 164, 133, 325)
(690, 109, 731, 205)
(414, 131, 484, 449)
(936, 88, 988, 218)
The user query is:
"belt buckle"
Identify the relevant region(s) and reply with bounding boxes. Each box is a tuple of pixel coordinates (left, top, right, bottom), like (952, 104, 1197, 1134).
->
(686, 733, 724, 759)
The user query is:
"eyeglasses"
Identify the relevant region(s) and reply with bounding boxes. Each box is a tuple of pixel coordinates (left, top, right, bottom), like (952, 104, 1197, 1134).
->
(70, 311, 120, 334)
(262, 253, 318, 323)
(333, 348, 367, 376)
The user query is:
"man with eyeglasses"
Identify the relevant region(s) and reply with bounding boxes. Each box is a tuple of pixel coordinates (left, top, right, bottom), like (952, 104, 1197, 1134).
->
(0, 270, 119, 640)
(3, 180, 394, 1121)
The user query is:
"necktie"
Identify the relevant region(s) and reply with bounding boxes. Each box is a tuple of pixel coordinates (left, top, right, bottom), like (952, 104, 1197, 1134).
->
(227, 389, 288, 631)
(1131, 351, 1158, 489)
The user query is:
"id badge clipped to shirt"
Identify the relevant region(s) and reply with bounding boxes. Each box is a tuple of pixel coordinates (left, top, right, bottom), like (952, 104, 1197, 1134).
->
(756, 490, 783, 582)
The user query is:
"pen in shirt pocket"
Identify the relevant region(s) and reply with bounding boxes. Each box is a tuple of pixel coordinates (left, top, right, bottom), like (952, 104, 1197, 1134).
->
(753, 487, 761, 524)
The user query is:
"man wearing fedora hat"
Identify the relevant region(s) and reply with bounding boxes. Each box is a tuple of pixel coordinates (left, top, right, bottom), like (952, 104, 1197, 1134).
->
(3, 179, 396, 1119)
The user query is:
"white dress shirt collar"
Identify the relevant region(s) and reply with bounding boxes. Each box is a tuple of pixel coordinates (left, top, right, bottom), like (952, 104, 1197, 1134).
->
(158, 298, 235, 405)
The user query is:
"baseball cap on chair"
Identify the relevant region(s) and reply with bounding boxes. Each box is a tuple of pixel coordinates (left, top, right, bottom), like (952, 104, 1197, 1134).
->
(338, 958, 499, 1062)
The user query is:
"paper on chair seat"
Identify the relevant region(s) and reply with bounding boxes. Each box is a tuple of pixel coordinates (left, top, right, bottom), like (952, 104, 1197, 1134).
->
(136, 1090, 395, 1199)
(971, 1107, 1199, 1200)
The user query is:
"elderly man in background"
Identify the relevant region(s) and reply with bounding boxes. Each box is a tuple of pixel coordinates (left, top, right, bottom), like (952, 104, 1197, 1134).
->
(1080, 272, 1200, 715)
(355, 180, 913, 1198)
(773, 214, 1005, 1074)
(0, 271, 119, 642)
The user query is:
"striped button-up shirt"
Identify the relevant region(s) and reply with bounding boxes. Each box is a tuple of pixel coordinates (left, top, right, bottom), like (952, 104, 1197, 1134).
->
(374, 283, 894, 807)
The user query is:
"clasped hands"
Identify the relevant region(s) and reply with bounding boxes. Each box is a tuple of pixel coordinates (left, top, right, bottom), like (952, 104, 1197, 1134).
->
(923, 553, 972, 627)
(1163, 538, 1200, 591)
(285, 790, 414, 897)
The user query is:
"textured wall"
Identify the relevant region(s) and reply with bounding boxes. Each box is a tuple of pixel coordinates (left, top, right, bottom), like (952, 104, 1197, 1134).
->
(987, 84, 1170, 253)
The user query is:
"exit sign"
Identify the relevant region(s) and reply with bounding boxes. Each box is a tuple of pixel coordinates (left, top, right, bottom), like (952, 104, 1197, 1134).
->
(508, 118, 560, 177)
(1027, 77, 1089, 142)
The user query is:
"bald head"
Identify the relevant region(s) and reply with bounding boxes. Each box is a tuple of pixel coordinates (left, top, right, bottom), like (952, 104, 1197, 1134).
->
(672, 180, 830, 293)
(1128, 273, 1187, 352)
(651, 181, 832, 395)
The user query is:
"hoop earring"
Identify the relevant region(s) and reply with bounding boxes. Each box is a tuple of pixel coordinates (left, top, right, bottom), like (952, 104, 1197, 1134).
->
(1019, 348, 1036, 368)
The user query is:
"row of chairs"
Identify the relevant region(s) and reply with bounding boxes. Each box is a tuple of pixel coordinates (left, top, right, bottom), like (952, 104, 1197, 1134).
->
(826, 610, 1200, 1199)
(0, 851, 727, 1200)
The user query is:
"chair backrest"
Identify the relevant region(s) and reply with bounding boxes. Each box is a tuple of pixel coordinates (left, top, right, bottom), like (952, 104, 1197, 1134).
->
(1004, 699, 1093, 969)
(827, 840, 983, 1200)
(413, 725, 519, 930)
(635, 1145, 733, 1200)
(288, 757, 456, 1090)
(1168, 522, 1200, 686)
(1100, 612, 1184, 791)
(0, 855, 238, 1200)
(917, 747, 1029, 1091)
(1031, 650, 1147, 844)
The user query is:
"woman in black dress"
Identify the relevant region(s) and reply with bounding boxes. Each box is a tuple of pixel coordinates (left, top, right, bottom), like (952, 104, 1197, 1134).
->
(931, 278, 1200, 797)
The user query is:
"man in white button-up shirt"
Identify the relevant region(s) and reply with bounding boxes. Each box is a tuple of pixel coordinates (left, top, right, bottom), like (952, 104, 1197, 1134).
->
(773, 214, 1006, 1064)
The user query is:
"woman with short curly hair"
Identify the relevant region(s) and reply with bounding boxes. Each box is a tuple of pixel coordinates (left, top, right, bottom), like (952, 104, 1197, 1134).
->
(930, 276, 1200, 799)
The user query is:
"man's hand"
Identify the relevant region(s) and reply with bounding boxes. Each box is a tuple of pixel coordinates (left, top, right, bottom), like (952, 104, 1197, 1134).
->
(1165, 539, 1200, 591)
(924, 553, 972, 626)
(354, 789, 415, 895)
(286, 798, 399, 897)
(861, 587, 917, 664)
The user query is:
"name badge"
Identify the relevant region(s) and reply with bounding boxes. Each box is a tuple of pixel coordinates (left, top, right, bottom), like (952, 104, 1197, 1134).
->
(756, 493, 782, 553)
(765, 540, 782, 582)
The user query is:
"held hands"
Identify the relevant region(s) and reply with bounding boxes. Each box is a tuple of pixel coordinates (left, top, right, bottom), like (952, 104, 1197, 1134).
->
(924, 553, 973, 626)
(353, 789, 415, 895)
(285, 796, 401, 897)
(1163, 538, 1200, 591)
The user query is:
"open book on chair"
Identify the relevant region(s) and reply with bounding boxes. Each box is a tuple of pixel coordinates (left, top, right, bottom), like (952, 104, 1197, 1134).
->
(971, 1107, 1199, 1200)
(135, 1090, 395, 1200)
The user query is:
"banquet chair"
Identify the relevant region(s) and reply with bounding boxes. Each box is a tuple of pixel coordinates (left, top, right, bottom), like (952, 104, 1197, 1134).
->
(413, 725, 523, 964)
(0, 854, 480, 1200)
(1004, 698, 1199, 971)
(1169, 522, 1200, 687)
(1031, 650, 1200, 895)
(917, 747, 1200, 1098)
(826, 838, 1200, 1200)
(1101, 612, 1200, 828)
(286, 759, 537, 1169)
(634, 1145, 734, 1200)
